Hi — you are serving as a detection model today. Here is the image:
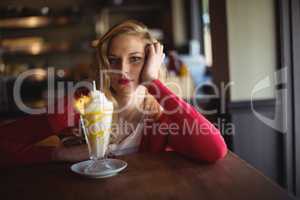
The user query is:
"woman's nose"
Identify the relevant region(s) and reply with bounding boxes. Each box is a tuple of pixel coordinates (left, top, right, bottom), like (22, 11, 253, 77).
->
(120, 60, 130, 74)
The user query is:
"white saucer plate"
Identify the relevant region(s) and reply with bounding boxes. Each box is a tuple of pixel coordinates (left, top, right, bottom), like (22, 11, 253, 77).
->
(70, 159, 127, 179)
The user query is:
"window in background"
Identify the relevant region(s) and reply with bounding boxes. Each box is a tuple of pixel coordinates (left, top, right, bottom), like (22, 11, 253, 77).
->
(202, 0, 213, 67)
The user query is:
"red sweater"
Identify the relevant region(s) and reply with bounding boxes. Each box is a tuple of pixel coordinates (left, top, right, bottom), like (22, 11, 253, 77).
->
(0, 79, 227, 167)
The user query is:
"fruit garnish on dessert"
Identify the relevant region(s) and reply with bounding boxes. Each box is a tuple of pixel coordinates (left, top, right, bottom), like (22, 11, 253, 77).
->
(73, 95, 91, 115)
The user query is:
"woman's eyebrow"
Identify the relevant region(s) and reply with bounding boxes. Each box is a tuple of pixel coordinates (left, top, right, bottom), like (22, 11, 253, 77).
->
(107, 54, 118, 57)
(108, 52, 143, 57)
(129, 52, 143, 55)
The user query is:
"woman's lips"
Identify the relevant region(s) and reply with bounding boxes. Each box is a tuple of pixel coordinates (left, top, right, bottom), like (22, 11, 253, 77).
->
(118, 78, 132, 85)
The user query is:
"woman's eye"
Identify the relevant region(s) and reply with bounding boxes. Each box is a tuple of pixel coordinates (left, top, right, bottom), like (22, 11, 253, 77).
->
(130, 57, 142, 63)
(108, 58, 119, 66)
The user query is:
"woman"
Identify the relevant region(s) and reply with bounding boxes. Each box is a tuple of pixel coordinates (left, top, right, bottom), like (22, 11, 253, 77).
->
(0, 20, 227, 167)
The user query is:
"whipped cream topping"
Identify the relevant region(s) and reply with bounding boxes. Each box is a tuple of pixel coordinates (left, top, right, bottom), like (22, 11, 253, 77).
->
(84, 90, 113, 114)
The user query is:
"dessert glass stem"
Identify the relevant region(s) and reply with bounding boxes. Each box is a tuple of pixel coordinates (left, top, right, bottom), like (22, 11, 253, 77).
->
(80, 115, 112, 172)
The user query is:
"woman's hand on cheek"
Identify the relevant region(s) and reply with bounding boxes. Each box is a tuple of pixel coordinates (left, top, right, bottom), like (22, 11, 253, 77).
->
(140, 43, 164, 84)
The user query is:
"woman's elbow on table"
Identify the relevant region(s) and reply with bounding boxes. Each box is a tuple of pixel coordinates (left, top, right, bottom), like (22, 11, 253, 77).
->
(189, 131, 228, 163)
(186, 145, 227, 163)
(203, 142, 228, 163)
(169, 135, 228, 163)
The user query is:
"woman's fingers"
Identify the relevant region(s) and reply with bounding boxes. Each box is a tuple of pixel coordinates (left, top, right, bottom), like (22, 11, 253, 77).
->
(153, 42, 164, 55)
(160, 45, 164, 61)
(148, 43, 155, 58)
(141, 42, 163, 83)
(151, 42, 164, 64)
(60, 127, 80, 137)
(154, 42, 160, 53)
(52, 144, 89, 162)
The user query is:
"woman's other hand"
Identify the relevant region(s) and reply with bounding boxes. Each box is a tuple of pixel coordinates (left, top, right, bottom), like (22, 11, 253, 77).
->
(52, 144, 89, 162)
(140, 43, 164, 83)
(59, 127, 81, 137)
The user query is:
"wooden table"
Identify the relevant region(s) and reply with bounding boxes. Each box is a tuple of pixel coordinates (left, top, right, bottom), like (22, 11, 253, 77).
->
(0, 152, 296, 200)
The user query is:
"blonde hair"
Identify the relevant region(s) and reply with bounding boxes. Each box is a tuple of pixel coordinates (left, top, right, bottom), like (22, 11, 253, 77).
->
(96, 20, 164, 120)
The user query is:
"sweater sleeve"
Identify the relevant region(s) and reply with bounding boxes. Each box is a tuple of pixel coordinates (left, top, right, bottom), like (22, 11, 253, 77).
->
(0, 95, 80, 168)
(146, 79, 228, 162)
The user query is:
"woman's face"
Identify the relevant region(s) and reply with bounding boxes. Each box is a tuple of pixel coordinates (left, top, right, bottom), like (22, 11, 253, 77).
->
(107, 34, 146, 95)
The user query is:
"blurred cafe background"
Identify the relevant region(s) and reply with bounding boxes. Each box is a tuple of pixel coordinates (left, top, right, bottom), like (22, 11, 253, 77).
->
(0, 0, 300, 198)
